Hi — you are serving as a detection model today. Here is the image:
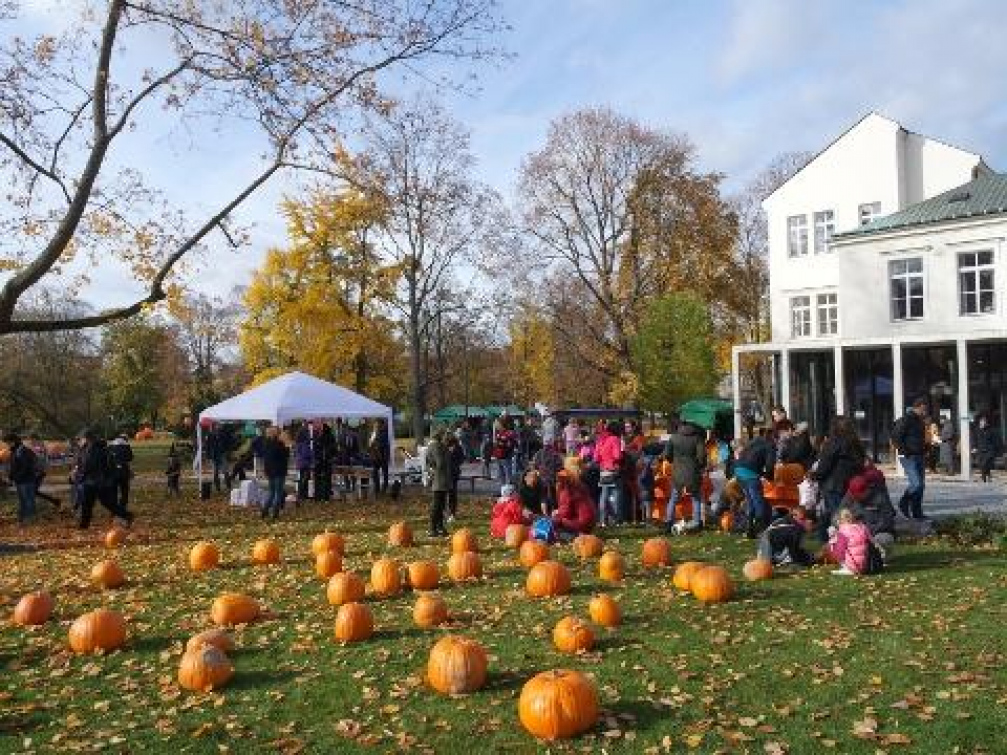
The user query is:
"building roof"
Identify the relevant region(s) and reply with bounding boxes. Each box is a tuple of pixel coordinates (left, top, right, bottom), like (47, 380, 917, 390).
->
(835, 172, 1007, 240)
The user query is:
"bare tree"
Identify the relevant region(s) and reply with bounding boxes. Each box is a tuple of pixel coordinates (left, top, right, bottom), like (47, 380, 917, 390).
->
(169, 291, 240, 407)
(0, 0, 502, 334)
(362, 98, 496, 442)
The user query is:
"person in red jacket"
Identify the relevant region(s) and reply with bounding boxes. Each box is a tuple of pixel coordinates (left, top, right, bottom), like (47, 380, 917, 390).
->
(490, 485, 533, 538)
(552, 471, 597, 541)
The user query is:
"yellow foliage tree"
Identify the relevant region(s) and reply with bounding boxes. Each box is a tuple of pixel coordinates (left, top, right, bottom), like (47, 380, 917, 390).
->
(239, 188, 405, 404)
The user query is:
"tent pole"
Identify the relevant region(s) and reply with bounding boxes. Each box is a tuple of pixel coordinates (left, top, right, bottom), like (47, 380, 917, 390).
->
(386, 410, 395, 480)
(196, 422, 204, 488)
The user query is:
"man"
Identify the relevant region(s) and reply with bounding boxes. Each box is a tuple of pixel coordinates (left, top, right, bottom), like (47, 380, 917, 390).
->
(28, 434, 60, 509)
(261, 426, 289, 521)
(368, 419, 391, 495)
(663, 420, 706, 533)
(891, 397, 929, 520)
(109, 432, 134, 512)
(974, 414, 1003, 484)
(734, 433, 777, 538)
(4, 433, 37, 525)
(77, 428, 133, 529)
(425, 430, 451, 537)
(205, 425, 226, 492)
(541, 408, 560, 449)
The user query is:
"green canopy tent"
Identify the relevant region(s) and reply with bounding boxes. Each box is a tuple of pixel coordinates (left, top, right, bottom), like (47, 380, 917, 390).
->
(483, 404, 525, 418)
(432, 405, 488, 422)
(679, 398, 733, 436)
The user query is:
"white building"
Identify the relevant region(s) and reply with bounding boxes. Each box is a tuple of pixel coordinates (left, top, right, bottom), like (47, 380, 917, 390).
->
(732, 113, 1006, 477)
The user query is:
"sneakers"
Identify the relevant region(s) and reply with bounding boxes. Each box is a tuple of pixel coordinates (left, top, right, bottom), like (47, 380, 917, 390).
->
(832, 566, 855, 576)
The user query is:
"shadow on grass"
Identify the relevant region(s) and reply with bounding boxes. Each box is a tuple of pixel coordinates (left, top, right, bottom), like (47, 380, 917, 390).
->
(228, 667, 299, 690)
(886, 548, 1005, 573)
(484, 669, 528, 694)
(603, 699, 675, 734)
(130, 634, 176, 655)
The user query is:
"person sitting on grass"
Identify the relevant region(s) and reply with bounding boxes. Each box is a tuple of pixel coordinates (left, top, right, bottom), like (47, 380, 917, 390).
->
(757, 506, 814, 567)
(166, 445, 182, 497)
(552, 464, 597, 542)
(518, 466, 548, 517)
(842, 466, 896, 562)
(490, 484, 533, 538)
(828, 507, 876, 576)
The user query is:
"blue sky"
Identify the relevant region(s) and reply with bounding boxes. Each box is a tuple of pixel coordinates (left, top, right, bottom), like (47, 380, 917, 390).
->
(12, 0, 1007, 306)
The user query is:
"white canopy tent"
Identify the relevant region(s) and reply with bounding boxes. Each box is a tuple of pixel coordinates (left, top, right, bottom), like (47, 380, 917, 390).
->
(195, 371, 395, 481)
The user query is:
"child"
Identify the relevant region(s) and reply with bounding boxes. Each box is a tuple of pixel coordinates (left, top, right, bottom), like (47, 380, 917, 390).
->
(490, 484, 532, 539)
(518, 467, 548, 517)
(166, 445, 182, 497)
(757, 506, 814, 567)
(828, 507, 878, 575)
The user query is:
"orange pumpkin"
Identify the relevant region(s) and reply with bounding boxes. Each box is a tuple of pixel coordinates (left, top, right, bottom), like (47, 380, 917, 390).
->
(388, 521, 414, 547)
(90, 559, 125, 590)
(526, 560, 571, 598)
(12, 591, 54, 626)
(691, 565, 734, 603)
(724, 478, 744, 505)
(315, 550, 343, 580)
(518, 669, 599, 740)
(68, 609, 126, 654)
(104, 527, 126, 549)
(178, 645, 234, 691)
(427, 635, 488, 695)
(413, 593, 449, 628)
(743, 558, 774, 582)
(311, 531, 345, 557)
(774, 463, 806, 487)
(210, 593, 260, 626)
(186, 628, 235, 655)
(519, 539, 551, 568)
(588, 594, 621, 627)
(370, 558, 403, 596)
(326, 571, 366, 606)
(572, 534, 603, 559)
(189, 541, 220, 571)
(505, 523, 529, 548)
(451, 528, 478, 554)
(553, 616, 595, 654)
(598, 551, 626, 583)
(446, 551, 482, 582)
(334, 602, 374, 643)
(641, 537, 672, 568)
(252, 538, 280, 565)
(407, 560, 440, 591)
(719, 510, 735, 533)
(672, 561, 705, 592)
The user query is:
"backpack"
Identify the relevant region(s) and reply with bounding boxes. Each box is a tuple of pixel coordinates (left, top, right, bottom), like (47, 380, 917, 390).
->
(863, 539, 885, 575)
(531, 516, 556, 544)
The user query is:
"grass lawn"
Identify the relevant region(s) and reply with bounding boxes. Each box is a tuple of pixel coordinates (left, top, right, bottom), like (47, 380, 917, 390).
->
(1, 486, 1006, 754)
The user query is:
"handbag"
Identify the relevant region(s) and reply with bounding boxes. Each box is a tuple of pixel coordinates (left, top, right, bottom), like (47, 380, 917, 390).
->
(599, 469, 620, 484)
(531, 516, 556, 544)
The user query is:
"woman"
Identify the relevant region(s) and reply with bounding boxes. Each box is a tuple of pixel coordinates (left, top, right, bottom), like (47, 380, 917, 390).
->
(518, 466, 548, 517)
(664, 420, 706, 532)
(594, 421, 624, 526)
(552, 461, 596, 541)
(810, 416, 866, 542)
(261, 426, 289, 521)
(294, 426, 313, 502)
(424, 430, 451, 537)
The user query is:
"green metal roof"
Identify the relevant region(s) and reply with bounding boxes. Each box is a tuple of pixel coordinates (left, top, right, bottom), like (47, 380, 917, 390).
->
(836, 172, 1007, 239)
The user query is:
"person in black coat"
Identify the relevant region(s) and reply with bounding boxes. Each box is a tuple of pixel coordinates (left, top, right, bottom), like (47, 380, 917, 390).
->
(974, 415, 1003, 483)
(76, 429, 134, 529)
(446, 434, 466, 521)
(4, 433, 38, 524)
(757, 507, 814, 567)
(779, 422, 815, 469)
(891, 397, 929, 519)
(109, 434, 135, 512)
(312, 424, 335, 501)
(261, 426, 289, 520)
(810, 416, 865, 541)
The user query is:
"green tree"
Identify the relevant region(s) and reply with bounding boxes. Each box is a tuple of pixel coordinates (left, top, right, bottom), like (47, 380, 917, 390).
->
(631, 292, 718, 413)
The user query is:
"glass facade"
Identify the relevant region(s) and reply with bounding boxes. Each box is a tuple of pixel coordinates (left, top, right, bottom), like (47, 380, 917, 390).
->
(844, 348, 894, 462)
(788, 351, 836, 439)
(967, 342, 1007, 441)
(901, 344, 958, 426)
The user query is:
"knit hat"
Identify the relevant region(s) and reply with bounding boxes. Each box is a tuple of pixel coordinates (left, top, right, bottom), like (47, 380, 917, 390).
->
(500, 484, 515, 498)
(848, 475, 869, 502)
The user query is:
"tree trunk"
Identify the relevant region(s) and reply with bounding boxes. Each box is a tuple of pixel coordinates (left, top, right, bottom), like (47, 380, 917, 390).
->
(408, 315, 426, 447)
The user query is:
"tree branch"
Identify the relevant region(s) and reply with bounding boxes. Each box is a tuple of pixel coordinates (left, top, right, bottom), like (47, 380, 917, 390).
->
(0, 132, 71, 203)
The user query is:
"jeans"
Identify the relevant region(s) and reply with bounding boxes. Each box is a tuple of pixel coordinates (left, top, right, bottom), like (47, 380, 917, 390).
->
(430, 490, 447, 533)
(297, 467, 311, 500)
(371, 461, 389, 494)
(665, 487, 702, 527)
(817, 490, 844, 543)
(899, 454, 926, 518)
(739, 476, 769, 533)
(497, 458, 514, 485)
(264, 476, 285, 517)
(15, 483, 36, 523)
(598, 482, 621, 525)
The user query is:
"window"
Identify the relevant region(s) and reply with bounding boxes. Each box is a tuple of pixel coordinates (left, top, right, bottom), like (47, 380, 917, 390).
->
(859, 202, 882, 226)
(790, 296, 812, 337)
(890, 258, 924, 320)
(817, 293, 838, 335)
(813, 210, 835, 254)
(958, 250, 995, 315)
(787, 215, 808, 257)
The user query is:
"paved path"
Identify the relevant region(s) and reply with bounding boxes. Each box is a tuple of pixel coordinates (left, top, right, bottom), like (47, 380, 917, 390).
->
(887, 477, 1006, 518)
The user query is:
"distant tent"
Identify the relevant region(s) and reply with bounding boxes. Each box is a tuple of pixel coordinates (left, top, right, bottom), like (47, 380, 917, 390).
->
(484, 404, 525, 418)
(679, 398, 733, 434)
(432, 405, 488, 422)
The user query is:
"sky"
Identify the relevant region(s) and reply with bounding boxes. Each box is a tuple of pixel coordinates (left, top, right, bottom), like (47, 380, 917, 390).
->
(10, 0, 1007, 308)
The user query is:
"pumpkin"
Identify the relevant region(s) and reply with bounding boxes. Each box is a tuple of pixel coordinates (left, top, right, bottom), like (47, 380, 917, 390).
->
(189, 541, 220, 571)
(210, 593, 260, 626)
(598, 550, 626, 583)
(451, 528, 478, 554)
(326, 572, 366, 606)
(672, 561, 706, 592)
(588, 594, 621, 627)
(719, 510, 735, 533)
(186, 628, 235, 655)
(572, 534, 603, 559)
(407, 560, 440, 591)
(691, 565, 734, 604)
(505, 523, 529, 548)
(427, 635, 488, 695)
(370, 558, 403, 596)
(104, 527, 126, 549)
(178, 645, 234, 691)
(91, 559, 125, 590)
(311, 531, 345, 557)
(526, 560, 571, 598)
(743, 558, 774, 582)
(519, 539, 551, 568)
(315, 550, 343, 580)
(12, 591, 54, 626)
(641, 537, 672, 568)
(252, 539, 280, 565)
(518, 669, 599, 740)
(413, 593, 449, 628)
(774, 462, 806, 487)
(334, 602, 374, 643)
(388, 521, 414, 547)
(553, 616, 595, 654)
(68, 609, 126, 654)
(446, 551, 482, 582)
(724, 478, 744, 505)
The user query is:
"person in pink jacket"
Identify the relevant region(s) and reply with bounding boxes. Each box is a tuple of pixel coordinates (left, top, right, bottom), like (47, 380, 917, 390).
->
(828, 507, 873, 575)
(594, 420, 625, 525)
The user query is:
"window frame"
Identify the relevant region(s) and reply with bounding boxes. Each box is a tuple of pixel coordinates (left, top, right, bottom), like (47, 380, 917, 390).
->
(816, 292, 839, 336)
(790, 295, 812, 338)
(787, 214, 809, 258)
(813, 210, 835, 254)
(957, 249, 996, 316)
(859, 201, 882, 226)
(889, 256, 925, 322)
